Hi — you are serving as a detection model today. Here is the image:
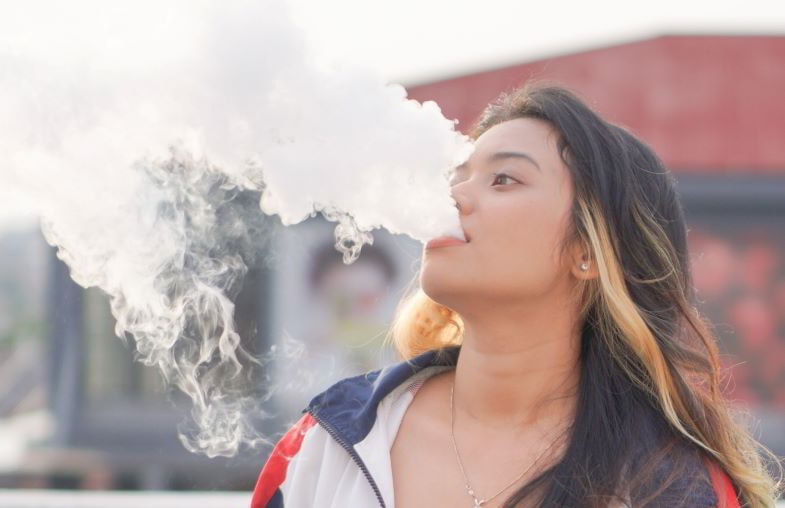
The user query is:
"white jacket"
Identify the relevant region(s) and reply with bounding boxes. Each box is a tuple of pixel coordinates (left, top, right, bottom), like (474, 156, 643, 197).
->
(251, 346, 458, 508)
(250, 346, 735, 508)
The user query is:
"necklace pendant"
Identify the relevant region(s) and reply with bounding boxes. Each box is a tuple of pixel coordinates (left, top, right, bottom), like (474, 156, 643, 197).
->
(473, 499, 485, 507)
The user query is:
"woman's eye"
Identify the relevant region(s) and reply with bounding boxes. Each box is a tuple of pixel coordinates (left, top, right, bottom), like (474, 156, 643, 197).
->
(491, 173, 518, 186)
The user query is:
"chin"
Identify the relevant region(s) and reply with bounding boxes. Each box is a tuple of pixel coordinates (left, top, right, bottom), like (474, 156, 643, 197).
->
(419, 269, 467, 310)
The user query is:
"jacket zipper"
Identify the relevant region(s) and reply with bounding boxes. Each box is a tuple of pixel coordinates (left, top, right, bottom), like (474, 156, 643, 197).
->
(308, 409, 387, 508)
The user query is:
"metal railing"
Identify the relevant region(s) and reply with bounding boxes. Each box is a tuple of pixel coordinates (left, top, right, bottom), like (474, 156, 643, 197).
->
(1, 489, 783, 507)
(0, 490, 250, 508)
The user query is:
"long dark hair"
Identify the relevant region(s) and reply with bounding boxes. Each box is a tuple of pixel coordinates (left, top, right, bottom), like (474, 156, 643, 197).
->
(390, 83, 781, 506)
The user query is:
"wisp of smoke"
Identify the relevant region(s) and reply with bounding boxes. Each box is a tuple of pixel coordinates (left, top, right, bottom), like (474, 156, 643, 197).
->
(0, 0, 472, 456)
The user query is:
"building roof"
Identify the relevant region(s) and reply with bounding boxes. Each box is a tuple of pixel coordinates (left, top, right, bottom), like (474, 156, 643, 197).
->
(407, 35, 785, 173)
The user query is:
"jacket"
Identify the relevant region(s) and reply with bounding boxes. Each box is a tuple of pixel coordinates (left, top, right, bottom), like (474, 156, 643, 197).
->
(250, 346, 740, 508)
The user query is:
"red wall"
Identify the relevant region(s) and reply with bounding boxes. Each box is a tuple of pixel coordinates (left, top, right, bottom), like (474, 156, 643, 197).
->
(406, 36, 785, 174)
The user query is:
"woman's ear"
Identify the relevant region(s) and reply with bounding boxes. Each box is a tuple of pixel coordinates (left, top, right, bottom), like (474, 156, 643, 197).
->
(569, 242, 598, 281)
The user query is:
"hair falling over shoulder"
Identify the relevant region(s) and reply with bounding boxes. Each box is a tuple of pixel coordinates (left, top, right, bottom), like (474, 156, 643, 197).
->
(387, 83, 783, 507)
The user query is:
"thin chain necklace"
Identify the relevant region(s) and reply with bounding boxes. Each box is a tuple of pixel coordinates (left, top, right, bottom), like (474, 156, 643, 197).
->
(449, 381, 564, 507)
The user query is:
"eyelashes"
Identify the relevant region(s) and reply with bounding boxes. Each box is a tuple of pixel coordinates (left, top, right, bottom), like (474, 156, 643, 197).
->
(450, 171, 521, 187)
(491, 172, 519, 186)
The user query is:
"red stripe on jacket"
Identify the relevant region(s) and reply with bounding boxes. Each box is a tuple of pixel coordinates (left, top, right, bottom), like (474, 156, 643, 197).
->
(251, 413, 318, 508)
(704, 458, 741, 508)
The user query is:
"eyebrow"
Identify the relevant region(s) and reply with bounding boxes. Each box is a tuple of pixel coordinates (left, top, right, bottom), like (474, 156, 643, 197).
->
(455, 151, 541, 172)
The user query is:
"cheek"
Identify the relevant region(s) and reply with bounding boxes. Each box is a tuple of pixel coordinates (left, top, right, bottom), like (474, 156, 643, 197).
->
(475, 200, 569, 288)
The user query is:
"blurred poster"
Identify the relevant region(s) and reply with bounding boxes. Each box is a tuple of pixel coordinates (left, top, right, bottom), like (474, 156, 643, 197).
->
(689, 218, 785, 409)
(267, 217, 421, 418)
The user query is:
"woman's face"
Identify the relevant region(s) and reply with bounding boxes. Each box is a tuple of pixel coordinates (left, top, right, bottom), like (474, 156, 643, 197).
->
(420, 117, 578, 310)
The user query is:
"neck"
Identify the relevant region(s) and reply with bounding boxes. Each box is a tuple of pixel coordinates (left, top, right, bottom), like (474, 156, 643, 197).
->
(452, 296, 582, 431)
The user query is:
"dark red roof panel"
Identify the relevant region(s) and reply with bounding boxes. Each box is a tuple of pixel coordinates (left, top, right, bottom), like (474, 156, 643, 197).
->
(407, 36, 785, 173)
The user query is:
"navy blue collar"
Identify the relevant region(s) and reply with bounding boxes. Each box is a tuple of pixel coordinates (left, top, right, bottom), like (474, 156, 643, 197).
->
(305, 346, 460, 445)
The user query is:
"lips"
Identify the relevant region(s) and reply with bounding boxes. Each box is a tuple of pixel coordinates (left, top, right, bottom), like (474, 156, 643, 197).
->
(425, 229, 470, 250)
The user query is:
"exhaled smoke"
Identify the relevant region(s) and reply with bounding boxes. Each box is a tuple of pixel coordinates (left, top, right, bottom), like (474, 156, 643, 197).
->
(0, 0, 472, 456)
(39, 147, 276, 456)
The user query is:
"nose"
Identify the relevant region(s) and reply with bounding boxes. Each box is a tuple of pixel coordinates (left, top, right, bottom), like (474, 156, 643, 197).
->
(451, 186, 474, 215)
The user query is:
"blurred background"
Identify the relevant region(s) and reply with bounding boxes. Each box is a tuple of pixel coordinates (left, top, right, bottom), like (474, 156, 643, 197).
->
(1, 1, 784, 505)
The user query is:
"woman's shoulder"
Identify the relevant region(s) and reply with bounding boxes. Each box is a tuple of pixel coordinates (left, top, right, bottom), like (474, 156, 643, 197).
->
(250, 350, 458, 508)
(624, 436, 734, 507)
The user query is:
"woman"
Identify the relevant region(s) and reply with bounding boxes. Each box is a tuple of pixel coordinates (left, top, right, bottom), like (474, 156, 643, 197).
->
(251, 84, 782, 507)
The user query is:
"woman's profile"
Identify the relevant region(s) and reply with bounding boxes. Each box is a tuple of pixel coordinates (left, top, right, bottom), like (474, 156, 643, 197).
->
(250, 84, 782, 507)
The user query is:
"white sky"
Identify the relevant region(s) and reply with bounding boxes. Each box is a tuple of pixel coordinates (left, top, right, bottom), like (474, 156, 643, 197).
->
(286, 0, 785, 84)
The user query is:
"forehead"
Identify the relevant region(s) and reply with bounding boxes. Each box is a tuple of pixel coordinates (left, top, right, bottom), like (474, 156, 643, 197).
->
(473, 117, 559, 158)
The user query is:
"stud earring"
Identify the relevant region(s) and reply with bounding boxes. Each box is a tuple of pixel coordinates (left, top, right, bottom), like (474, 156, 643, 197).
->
(580, 262, 589, 271)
